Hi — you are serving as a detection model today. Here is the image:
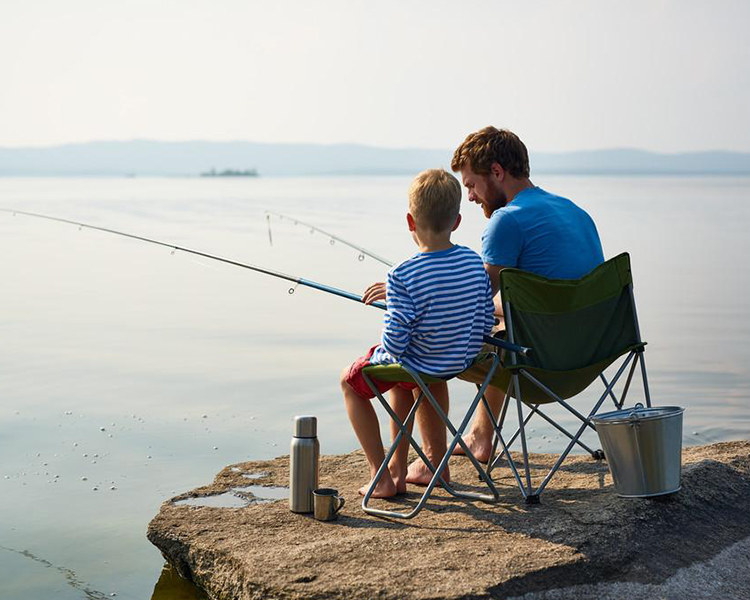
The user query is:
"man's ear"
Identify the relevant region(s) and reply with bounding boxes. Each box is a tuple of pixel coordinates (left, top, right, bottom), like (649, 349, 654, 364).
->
(406, 212, 416, 231)
(451, 213, 462, 232)
(490, 162, 505, 181)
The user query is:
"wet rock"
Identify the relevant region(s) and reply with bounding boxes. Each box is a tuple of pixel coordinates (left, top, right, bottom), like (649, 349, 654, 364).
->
(147, 441, 750, 600)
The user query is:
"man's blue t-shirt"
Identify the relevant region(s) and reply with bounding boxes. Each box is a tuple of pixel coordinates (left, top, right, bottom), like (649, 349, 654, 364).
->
(481, 187, 604, 279)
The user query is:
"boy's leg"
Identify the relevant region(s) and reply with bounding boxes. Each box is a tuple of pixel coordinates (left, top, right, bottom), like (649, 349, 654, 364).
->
(405, 381, 451, 486)
(387, 385, 415, 494)
(340, 367, 397, 498)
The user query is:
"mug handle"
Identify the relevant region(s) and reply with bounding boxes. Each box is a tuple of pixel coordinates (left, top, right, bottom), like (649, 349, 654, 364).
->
(334, 495, 345, 514)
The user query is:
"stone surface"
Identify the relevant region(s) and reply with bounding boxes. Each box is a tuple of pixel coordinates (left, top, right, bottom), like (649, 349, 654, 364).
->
(147, 441, 750, 600)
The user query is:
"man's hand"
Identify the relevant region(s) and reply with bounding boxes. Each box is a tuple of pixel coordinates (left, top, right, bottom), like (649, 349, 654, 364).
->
(362, 282, 386, 305)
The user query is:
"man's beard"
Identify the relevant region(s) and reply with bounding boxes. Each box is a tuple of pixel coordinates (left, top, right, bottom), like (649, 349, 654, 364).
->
(482, 179, 507, 218)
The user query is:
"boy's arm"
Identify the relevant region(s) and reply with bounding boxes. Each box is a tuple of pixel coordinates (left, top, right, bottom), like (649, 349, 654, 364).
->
(362, 281, 386, 305)
(380, 272, 416, 359)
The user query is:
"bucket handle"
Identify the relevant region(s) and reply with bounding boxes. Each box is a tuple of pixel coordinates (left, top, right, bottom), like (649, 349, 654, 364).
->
(628, 402, 644, 427)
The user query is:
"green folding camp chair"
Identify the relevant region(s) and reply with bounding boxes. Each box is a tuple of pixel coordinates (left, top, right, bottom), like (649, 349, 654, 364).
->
(360, 343, 528, 519)
(459, 252, 650, 504)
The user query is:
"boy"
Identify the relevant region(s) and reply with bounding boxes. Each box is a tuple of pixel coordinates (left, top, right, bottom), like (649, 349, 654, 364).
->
(340, 169, 495, 498)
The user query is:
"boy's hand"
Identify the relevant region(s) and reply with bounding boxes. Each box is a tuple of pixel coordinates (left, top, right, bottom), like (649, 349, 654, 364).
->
(362, 282, 386, 305)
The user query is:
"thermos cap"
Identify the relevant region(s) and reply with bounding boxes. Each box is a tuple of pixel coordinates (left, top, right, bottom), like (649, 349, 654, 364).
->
(294, 415, 317, 438)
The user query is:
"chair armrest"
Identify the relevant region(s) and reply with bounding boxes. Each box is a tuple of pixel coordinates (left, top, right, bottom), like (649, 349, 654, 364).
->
(483, 334, 532, 357)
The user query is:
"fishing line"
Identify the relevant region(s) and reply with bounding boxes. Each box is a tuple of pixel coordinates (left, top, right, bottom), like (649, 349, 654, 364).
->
(265, 213, 273, 247)
(264, 210, 394, 267)
(0, 208, 386, 311)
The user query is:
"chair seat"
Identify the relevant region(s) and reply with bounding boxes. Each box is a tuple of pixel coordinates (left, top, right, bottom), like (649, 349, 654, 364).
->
(362, 353, 496, 385)
(459, 343, 646, 404)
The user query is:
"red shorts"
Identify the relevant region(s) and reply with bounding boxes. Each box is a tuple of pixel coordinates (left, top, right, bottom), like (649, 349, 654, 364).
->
(345, 345, 418, 400)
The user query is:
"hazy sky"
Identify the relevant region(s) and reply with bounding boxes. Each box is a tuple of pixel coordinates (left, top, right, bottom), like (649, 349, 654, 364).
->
(1, 0, 748, 152)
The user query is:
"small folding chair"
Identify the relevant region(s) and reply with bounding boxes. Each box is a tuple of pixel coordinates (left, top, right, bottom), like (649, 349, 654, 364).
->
(460, 252, 650, 504)
(359, 344, 526, 520)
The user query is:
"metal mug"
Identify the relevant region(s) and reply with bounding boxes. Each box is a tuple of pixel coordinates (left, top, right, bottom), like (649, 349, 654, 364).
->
(312, 488, 345, 521)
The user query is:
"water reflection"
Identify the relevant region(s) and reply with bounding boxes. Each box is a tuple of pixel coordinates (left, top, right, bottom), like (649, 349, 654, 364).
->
(173, 484, 288, 508)
(151, 564, 208, 600)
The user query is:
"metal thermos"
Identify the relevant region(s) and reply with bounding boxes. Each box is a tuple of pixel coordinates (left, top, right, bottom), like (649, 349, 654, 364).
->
(289, 415, 319, 513)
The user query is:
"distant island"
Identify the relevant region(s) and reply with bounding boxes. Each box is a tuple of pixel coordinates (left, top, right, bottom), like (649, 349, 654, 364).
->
(200, 168, 258, 177)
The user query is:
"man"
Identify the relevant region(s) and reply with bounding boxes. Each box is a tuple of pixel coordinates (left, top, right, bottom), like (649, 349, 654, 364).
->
(364, 126, 604, 485)
(445, 126, 604, 467)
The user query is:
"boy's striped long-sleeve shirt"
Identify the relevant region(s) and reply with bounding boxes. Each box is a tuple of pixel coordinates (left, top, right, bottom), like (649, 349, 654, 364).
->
(370, 245, 495, 376)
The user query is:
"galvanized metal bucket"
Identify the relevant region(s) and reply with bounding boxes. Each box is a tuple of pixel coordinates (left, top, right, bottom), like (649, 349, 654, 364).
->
(591, 404, 685, 497)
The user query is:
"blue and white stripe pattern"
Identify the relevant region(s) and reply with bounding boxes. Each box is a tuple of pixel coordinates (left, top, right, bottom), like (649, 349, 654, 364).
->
(370, 245, 495, 376)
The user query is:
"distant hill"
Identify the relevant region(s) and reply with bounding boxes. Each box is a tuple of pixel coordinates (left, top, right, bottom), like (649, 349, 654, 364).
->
(531, 148, 750, 175)
(1, 140, 749, 177)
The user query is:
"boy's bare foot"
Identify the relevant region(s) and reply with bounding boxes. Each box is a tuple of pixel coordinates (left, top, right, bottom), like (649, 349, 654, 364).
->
(358, 474, 398, 498)
(451, 431, 493, 463)
(389, 472, 408, 495)
(405, 459, 450, 486)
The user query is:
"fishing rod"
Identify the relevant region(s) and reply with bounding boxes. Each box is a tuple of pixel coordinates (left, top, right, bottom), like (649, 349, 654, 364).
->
(265, 210, 394, 267)
(0, 208, 386, 311)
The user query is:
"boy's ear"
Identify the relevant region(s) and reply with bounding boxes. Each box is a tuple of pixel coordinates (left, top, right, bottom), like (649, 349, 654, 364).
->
(406, 212, 417, 231)
(451, 213, 462, 232)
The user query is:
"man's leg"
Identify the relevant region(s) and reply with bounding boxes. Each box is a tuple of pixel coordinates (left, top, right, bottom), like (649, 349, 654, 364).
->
(405, 381, 451, 485)
(451, 385, 506, 462)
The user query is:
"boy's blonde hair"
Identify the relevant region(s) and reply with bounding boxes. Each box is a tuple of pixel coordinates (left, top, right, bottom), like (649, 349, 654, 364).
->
(408, 169, 461, 233)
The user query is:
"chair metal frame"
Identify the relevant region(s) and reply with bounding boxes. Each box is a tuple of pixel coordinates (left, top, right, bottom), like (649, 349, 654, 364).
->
(484, 283, 651, 504)
(360, 351, 514, 519)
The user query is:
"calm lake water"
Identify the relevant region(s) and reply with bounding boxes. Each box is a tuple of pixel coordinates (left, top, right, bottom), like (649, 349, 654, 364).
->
(1, 175, 749, 599)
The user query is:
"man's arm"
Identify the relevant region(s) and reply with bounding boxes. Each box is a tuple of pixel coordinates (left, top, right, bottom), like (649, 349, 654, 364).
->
(481, 208, 520, 320)
(484, 263, 507, 317)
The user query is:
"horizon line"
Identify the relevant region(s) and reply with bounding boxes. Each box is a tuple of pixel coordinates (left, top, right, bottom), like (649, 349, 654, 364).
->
(1, 138, 749, 156)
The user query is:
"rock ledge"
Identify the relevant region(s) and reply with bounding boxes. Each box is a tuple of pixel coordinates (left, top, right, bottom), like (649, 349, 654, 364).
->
(147, 441, 750, 599)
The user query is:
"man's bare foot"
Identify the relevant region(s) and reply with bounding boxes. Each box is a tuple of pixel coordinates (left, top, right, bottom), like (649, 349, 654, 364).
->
(405, 458, 450, 486)
(451, 431, 493, 463)
(358, 473, 398, 498)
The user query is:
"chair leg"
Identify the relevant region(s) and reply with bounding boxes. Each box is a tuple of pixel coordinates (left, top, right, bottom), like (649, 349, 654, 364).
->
(479, 385, 500, 473)
(600, 373, 621, 408)
(527, 405, 599, 457)
(488, 413, 528, 495)
(520, 371, 599, 434)
(360, 357, 502, 519)
(530, 353, 635, 498)
(407, 365, 501, 503)
(500, 403, 598, 459)
(617, 353, 639, 409)
(360, 385, 432, 519)
(497, 352, 636, 502)
(493, 403, 535, 463)
(532, 390, 613, 497)
(485, 386, 512, 476)
(513, 374, 536, 503)
(600, 351, 640, 411)
(638, 350, 652, 407)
